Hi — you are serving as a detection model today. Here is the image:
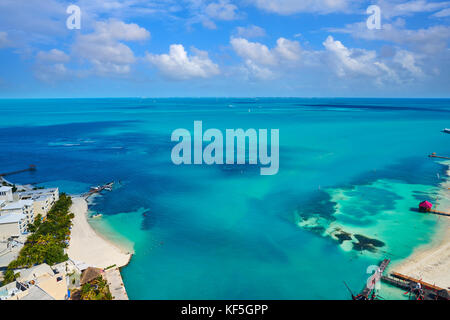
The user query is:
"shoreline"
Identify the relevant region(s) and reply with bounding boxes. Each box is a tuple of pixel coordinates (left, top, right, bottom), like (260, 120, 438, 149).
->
(392, 163, 450, 289)
(67, 197, 132, 269)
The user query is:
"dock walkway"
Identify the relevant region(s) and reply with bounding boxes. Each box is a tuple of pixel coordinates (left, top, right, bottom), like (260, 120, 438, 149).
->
(83, 182, 114, 199)
(358, 259, 390, 299)
(381, 272, 450, 300)
(0, 165, 36, 177)
(428, 210, 450, 217)
(429, 153, 450, 160)
(104, 268, 129, 300)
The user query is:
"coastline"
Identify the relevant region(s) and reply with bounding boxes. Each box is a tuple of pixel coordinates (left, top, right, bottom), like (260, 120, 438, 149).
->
(392, 163, 450, 289)
(67, 197, 132, 269)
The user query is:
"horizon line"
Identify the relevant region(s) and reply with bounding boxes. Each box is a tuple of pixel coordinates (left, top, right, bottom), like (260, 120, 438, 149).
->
(1, 96, 450, 100)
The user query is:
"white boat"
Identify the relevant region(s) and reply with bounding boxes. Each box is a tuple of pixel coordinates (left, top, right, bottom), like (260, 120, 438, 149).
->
(443, 128, 450, 134)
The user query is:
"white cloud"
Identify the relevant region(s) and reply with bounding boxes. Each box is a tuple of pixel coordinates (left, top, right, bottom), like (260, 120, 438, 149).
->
(323, 36, 379, 78)
(235, 25, 266, 38)
(205, 0, 238, 20)
(184, 0, 240, 29)
(377, 0, 450, 19)
(240, 60, 275, 80)
(36, 49, 70, 63)
(90, 19, 151, 42)
(433, 7, 450, 17)
(76, 0, 178, 22)
(330, 21, 450, 54)
(231, 38, 277, 66)
(249, 0, 353, 15)
(393, 49, 424, 77)
(0, 31, 11, 48)
(321, 36, 432, 85)
(230, 37, 302, 79)
(73, 19, 150, 75)
(274, 38, 302, 61)
(0, 0, 66, 37)
(34, 63, 69, 83)
(34, 49, 71, 83)
(231, 34, 437, 85)
(231, 37, 301, 65)
(146, 44, 220, 80)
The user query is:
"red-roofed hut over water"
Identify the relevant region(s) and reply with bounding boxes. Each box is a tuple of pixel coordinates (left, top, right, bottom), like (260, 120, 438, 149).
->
(419, 201, 433, 212)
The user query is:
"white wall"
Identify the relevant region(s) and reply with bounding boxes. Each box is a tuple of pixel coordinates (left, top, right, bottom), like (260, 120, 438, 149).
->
(0, 222, 20, 240)
(0, 189, 13, 202)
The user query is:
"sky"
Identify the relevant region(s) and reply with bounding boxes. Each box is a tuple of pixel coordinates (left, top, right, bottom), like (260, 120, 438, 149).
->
(0, 0, 449, 98)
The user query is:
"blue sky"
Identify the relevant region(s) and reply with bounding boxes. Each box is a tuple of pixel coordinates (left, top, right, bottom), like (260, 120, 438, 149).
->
(0, 0, 449, 98)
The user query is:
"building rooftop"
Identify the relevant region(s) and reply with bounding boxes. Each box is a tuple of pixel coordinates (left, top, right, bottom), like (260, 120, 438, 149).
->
(0, 186, 12, 192)
(36, 274, 68, 300)
(0, 213, 26, 224)
(80, 267, 103, 285)
(33, 195, 52, 202)
(20, 285, 54, 300)
(19, 188, 58, 197)
(2, 200, 33, 210)
(17, 263, 55, 282)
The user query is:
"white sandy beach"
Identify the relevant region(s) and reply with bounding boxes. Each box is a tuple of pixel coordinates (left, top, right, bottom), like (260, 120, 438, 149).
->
(67, 197, 132, 269)
(393, 166, 450, 290)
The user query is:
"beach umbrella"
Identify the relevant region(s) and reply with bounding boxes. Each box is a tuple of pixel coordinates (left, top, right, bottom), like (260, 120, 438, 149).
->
(419, 201, 433, 212)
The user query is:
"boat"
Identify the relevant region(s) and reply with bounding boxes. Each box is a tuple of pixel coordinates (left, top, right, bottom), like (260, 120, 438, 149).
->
(443, 128, 450, 134)
(92, 213, 103, 218)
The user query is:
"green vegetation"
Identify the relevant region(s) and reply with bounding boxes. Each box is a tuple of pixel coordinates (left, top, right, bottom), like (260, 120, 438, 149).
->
(2, 194, 74, 284)
(27, 214, 42, 233)
(3, 270, 20, 284)
(104, 264, 117, 271)
(76, 276, 112, 300)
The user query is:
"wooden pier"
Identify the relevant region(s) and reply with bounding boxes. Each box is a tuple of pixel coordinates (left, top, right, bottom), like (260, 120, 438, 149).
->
(83, 182, 114, 199)
(382, 272, 450, 300)
(354, 259, 390, 300)
(415, 207, 450, 217)
(428, 210, 450, 217)
(429, 153, 450, 160)
(0, 165, 36, 177)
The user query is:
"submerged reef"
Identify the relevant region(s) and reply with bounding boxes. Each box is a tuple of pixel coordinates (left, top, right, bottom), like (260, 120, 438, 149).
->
(352, 234, 386, 253)
(332, 229, 353, 245)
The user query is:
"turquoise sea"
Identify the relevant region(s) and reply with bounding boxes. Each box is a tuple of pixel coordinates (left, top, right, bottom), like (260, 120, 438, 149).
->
(1, 98, 449, 300)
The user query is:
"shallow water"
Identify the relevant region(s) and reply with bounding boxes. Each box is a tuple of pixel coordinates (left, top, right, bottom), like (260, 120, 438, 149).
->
(1, 98, 449, 299)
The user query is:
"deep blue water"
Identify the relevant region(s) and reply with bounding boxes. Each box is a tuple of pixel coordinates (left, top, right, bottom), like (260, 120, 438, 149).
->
(1, 98, 449, 299)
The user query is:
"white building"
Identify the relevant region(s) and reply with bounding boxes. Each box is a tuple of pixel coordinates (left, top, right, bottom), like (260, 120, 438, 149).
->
(19, 188, 59, 209)
(0, 200, 34, 240)
(0, 263, 69, 300)
(29, 195, 52, 218)
(0, 186, 13, 202)
(0, 187, 59, 240)
(1, 200, 34, 224)
(0, 213, 28, 240)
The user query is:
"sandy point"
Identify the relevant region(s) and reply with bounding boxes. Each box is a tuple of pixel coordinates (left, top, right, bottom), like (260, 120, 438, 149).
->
(67, 197, 132, 269)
